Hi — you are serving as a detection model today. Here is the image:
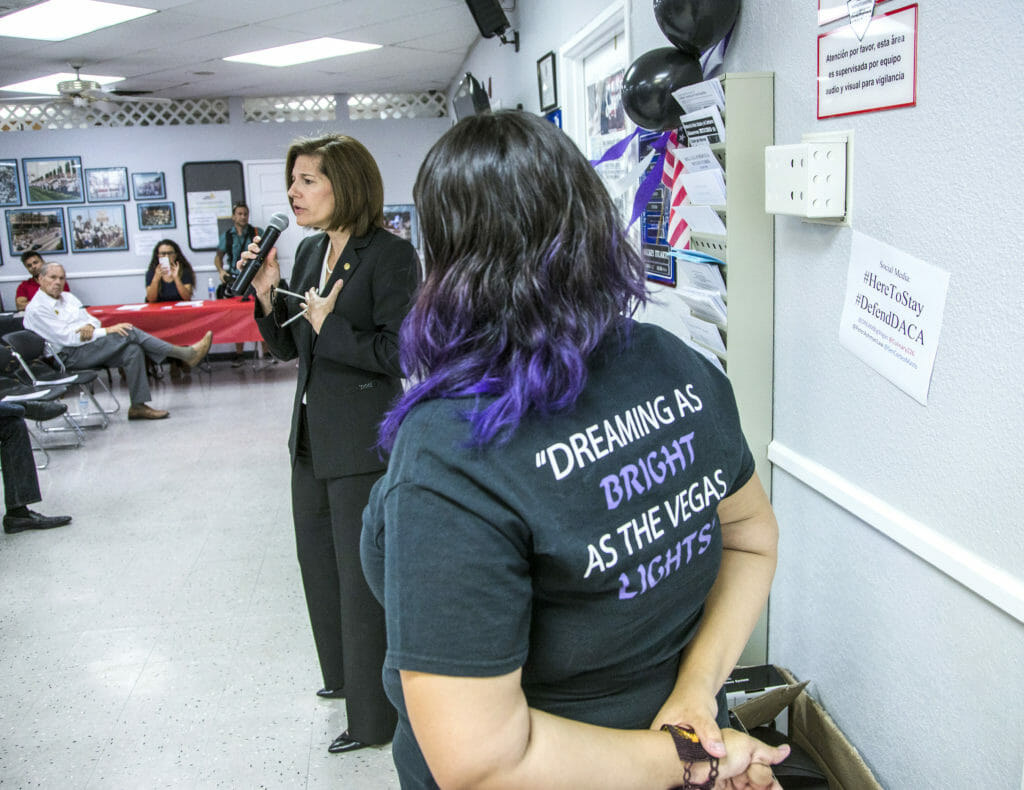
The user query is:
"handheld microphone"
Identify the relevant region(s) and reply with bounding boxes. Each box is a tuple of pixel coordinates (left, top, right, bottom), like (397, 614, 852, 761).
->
(229, 212, 289, 296)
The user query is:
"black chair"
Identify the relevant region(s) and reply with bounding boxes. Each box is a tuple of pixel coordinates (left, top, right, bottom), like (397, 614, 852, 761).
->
(0, 314, 24, 337)
(2, 330, 119, 429)
(0, 347, 82, 459)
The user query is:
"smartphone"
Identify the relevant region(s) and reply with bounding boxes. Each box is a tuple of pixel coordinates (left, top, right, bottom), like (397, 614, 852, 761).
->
(159, 256, 171, 275)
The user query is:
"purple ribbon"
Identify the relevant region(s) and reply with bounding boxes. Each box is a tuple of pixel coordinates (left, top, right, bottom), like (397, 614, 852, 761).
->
(589, 128, 642, 168)
(590, 129, 673, 229)
(590, 18, 735, 229)
(701, 23, 735, 78)
(627, 130, 672, 228)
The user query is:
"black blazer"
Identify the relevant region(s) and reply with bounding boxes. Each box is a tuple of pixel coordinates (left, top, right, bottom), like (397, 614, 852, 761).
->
(255, 227, 420, 479)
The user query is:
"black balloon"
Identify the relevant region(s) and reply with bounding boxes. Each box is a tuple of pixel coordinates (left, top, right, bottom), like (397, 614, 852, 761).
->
(654, 0, 741, 57)
(620, 47, 703, 131)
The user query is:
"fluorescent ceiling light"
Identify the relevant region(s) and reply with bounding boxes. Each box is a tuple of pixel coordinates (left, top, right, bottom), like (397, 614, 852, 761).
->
(0, 72, 124, 95)
(0, 0, 156, 41)
(224, 37, 381, 67)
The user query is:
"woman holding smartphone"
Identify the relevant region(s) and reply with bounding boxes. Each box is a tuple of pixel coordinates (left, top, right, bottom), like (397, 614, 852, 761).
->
(242, 133, 419, 755)
(144, 239, 195, 303)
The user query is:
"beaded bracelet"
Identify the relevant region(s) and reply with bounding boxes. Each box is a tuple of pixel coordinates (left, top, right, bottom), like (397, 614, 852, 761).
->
(661, 724, 719, 790)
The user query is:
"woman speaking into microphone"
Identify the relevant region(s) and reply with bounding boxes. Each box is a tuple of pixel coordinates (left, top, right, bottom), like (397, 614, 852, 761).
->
(243, 134, 420, 754)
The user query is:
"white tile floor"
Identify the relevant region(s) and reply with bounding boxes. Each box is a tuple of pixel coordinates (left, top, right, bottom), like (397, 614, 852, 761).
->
(0, 357, 401, 789)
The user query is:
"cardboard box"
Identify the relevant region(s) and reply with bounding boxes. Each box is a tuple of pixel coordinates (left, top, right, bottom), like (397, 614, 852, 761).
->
(729, 666, 882, 790)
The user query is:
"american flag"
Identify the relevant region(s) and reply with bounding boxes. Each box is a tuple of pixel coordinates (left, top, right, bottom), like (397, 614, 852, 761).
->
(661, 132, 691, 249)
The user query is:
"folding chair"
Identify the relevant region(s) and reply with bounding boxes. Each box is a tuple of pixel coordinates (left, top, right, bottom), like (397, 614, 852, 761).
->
(0, 350, 82, 455)
(2, 330, 119, 429)
(29, 429, 51, 469)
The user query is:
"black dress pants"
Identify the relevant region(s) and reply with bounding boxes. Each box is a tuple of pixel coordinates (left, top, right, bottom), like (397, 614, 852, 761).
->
(0, 408, 41, 510)
(291, 428, 396, 745)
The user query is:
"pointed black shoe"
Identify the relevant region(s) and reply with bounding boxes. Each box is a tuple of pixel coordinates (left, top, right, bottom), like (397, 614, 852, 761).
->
(20, 400, 68, 422)
(328, 731, 370, 754)
(316, 687, 345, 699)
(3, 510, 72, 533)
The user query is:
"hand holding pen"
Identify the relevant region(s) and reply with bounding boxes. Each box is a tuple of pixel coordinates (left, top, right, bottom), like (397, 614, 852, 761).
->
(273, 286, 309, 326)
(274, 281, 345, 333)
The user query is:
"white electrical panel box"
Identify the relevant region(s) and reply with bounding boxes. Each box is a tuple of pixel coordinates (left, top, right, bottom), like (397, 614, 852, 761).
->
(764, 141, 847, 219)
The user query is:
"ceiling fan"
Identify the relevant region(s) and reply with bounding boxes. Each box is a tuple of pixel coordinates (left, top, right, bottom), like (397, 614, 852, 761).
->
(10, 63, 172, 109)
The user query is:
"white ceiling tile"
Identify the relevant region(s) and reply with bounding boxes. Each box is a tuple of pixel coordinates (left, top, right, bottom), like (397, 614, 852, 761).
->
(0, 0, 482, 99)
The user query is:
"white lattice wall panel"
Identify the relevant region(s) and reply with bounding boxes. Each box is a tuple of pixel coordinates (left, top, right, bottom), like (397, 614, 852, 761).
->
(243, 96, 336, 123)
(0, 98, 229, 131)
(347, 92, 447, 120)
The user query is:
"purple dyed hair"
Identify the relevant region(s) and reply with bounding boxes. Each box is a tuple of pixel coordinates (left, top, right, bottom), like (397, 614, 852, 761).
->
(378, 111, 648, 450)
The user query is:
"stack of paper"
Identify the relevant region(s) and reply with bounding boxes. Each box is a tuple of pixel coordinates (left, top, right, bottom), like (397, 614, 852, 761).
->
(680, 106, 725, 146)
(674, 250, 727, 299)
(682, 336, 725, 373)
(2, 388, 52, 402)
(678, 287, 727, 326)
(682, 313, 726, 357)
(673, 78, 727, 146)
(679, 170, 727, 206)
(672, 79, 725, 115)
(676, 143, 723, 173)
(674, 206, 726, 235)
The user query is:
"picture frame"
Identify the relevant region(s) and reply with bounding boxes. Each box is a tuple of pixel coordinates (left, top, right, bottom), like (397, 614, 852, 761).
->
(544, 108, 563, 128)
(131, 171, 166, 200)
(537, 50, 558, 112)
(5, 207, 67, 254)
(23, 156, 84, 205)
(137, 201, 176, 230)
(85, 166, 129, 202)
(67, 204, 128, 252)
(382, 204, 419, 248)
(0, 159, 21, 206)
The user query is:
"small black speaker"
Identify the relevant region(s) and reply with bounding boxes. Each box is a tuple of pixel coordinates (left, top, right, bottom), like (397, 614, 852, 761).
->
(464, 0, 509, 38)
(452, 73, 491, 120)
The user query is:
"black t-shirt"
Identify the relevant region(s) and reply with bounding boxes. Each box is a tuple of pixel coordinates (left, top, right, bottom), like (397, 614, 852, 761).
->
(361, 320, 754, 786)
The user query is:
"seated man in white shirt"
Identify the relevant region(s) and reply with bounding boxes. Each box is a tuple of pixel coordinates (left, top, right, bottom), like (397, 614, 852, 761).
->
(23, 263, 213, 421)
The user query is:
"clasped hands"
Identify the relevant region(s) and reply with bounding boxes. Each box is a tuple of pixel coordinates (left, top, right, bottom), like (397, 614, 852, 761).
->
(154, 261, 180, 282)
(78, 322, 133, 341)
(652, 695, 788, 789)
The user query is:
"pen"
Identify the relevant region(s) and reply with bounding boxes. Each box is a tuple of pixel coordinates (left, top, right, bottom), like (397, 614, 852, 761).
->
(272, 286, 308, 300)
(281, 308, 308, 327)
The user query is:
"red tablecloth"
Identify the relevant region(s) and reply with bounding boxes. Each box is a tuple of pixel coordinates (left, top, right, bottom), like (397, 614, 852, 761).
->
(87, 297, 262, 345)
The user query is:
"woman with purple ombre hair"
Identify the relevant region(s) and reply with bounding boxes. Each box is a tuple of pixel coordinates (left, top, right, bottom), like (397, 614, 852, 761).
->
(361, 111, 787, 789)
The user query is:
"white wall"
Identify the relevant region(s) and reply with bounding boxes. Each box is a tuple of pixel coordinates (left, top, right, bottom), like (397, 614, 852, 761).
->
(461, 0, 1024, 786)
(0, 99, 449, 307)
(723, 4, 1024, 788)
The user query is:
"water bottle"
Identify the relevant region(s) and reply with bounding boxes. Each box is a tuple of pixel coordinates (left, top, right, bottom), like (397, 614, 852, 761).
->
(207, 277, 215, 301)
(77, 388, 89, 416)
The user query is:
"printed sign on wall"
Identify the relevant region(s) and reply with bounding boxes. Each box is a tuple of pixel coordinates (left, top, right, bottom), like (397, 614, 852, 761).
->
(817, 3, 918, 119)
(839, 231, 949, 404)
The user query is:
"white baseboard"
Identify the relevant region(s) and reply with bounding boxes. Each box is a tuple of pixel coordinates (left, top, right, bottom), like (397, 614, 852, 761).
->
(768, 440, 1024, 624)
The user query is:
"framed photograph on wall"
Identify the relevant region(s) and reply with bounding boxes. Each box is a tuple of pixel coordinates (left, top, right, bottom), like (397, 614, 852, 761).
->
(23, 156, 84, 205)
(382, 204, 418, 248)
(537, 50, 558, 112)
(137, 201, 176, 230)
(68, 204, 128, 252)
(131, 171, 166, 200)
(131, 171, 164, 200)
(5, 207, 67, 254)
(85, 166, 129, 202)
(0, 159, 21, 206)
